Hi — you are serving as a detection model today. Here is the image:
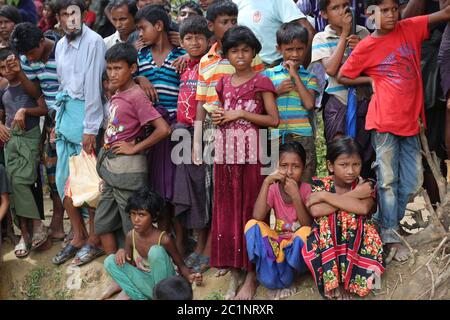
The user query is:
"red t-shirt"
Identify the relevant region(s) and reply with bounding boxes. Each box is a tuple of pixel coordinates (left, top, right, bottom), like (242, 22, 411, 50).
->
(176, 58, 200, 126)
(83, 11, 96, 27)
(340, 16, 429, 136)
(104, 85, 161, 146)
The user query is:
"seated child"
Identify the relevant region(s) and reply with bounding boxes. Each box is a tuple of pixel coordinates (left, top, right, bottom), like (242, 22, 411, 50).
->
(95, 42, 171, 255)
(245, 141, 312, 298)
(172, 15, 211, 270)
(103, 187, 202, 300)
(263, 22, 319, 182)
(311, 0, 373, 176)
(152, 275, 193, 300)
(303, 137, 384, 299)
(0, 48, 48, 259)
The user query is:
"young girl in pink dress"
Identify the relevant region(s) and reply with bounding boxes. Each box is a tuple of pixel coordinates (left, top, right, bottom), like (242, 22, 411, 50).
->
(211, 26, 279, 300)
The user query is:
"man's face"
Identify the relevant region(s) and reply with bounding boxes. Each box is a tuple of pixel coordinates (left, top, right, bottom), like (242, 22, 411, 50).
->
(58, 5, 83, 40)
(177, 7, 200, 24)
(111, 5, 136, 40)
(199, 0, 213, 11)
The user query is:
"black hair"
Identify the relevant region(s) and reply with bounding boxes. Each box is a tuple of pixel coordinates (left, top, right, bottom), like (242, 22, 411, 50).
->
(125, 187, 165, 222)
(109, 0, 138, 17)
(279, 141, 307, 166)
(44, 0, 57, 14)
(179, 15, 210, 40)
(178, 1, 203, 16)
(326, 136, 363, 163)
(0, 5, 22, 24)
(206, 0, 238, 23)
(105, 42, 138, 66)
(152, 276, 193, 300)
(55, 0, 86, 14)
(276, 22, 309, 46)
(222, 26, 261, 57)
(135, 4, 170, 33)
(102, 69, 109, 82)
(364, 0, 399, 9)
(0, 47, 16, 62)
(10, 23, 44, 55)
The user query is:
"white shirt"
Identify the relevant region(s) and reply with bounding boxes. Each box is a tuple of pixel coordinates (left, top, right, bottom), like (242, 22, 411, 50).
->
(233, 0, 306, 64)
(56, 24, 106, 135)
(104, 31, 121, 50)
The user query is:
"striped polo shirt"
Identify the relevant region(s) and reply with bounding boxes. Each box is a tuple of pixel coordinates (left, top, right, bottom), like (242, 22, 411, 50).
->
(137, 46, 186, 112)
(263, 64, 319, 138)
(311, 24, 370, 104)
(20, 44, 59, 109)
(196, 42, 265, 108)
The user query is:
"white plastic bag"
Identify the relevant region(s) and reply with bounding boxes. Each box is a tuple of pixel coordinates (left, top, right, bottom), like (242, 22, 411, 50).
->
(66, 150, 101, 208)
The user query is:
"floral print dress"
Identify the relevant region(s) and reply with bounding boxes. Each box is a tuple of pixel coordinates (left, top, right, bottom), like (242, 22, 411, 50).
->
(301, 176, 385, 297)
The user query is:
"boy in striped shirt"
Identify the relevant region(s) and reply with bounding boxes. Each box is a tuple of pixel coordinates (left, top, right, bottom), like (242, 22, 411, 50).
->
(263, 22, 319, 182)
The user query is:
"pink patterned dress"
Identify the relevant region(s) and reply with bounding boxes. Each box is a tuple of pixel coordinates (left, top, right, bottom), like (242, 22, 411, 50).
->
(210, 73, 276, 270)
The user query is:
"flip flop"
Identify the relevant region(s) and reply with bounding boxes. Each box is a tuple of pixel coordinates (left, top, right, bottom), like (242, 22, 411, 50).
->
(52, 243, 80, 265)
(31, 226, 48, 250)
(71, 244, 105, 267)
(14, 238, 31, 259)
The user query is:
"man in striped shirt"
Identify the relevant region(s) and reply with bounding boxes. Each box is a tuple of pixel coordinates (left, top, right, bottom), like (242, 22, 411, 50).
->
(9, 22, 66, 244)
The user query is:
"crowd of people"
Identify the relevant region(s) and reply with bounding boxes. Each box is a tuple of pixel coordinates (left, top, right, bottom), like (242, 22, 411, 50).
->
(0, 0, 449, 301)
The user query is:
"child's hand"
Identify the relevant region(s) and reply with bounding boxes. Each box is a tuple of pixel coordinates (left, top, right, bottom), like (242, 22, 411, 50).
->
(277, 79, 295, 95)
(306, 192, 326, 207)
(134, 38, 147, 51)
(351, 181, 373, 199)
(112, 141, 137, 155)
(115, 249, 130, 267)
(284, 177, 300, 200)
(5, 54, 22, 75)
(189, 272, 203, 286)
(211, 108, 224, 125)
(99, 180, 105, 193)
(192, 144, 202, 166)
(342, 10, 353, 36)
(12, 108, 26, 131)
(346, 34, 360, 50)
(0, 123, 10, 143)
(172, 53, 189, 74)
(284, 60, 299, 78)
(135, 76, 159, 102)
(49, 128, 56, 143)
(265, 170, 286, 185)
(221, 110, 243, 124)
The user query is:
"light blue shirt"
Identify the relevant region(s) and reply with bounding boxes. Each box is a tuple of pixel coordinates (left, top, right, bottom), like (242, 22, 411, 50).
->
(55, 24, 106, 135)
(233, 0, 305, 65)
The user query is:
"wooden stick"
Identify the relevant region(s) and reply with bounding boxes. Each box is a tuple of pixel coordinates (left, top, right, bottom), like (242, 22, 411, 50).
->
(411, 236, 448, 275)
(389, 274, 401, 300)
(426, 264, 435, 299)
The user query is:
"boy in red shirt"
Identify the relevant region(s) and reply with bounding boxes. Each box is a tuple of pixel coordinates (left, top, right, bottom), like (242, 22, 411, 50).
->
(338, 0, 450, 262)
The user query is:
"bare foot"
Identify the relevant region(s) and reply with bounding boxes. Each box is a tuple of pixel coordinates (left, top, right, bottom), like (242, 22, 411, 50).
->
(224, 269, 244, 300)
(388, 243, 411, 262)
(278, 284, 299, 300)
(324, 287, 341, 300)
(234, 271, 258, 300)
(114, 290, 130, 300)
(215, 268, 230, 277)
(337, 286, 352, 300)
(100, 280, 122, 300)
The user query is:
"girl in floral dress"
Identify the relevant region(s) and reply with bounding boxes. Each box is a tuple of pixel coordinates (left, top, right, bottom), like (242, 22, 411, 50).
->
(302, 137, 384, 299)
(210, 26, 279, 300)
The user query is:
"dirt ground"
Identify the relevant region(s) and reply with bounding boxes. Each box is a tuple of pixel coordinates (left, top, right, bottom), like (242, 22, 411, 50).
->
(0, 195, 449, 300)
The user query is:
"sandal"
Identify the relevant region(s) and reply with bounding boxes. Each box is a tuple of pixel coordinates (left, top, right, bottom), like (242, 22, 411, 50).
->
(71, 244, 105, 267)
(184, 252, 200, 268)
(14, 238, 31, 259)
(194, 255, 210, 273)
(31, 226, 48, 250)
(52, 243, 80, 265)
(214, 268, 230, 277)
